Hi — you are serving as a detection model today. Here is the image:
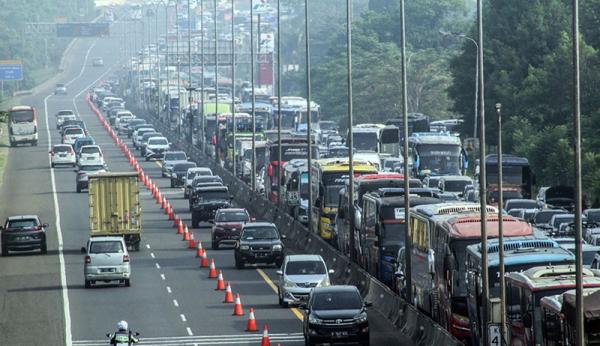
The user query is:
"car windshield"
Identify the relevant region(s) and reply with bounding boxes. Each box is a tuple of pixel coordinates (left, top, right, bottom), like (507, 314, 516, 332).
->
(149, 138, 168, 145)
(174, 163, 196, 172)
(199, 190, 229, 201)
(241, 227, 279, 240)
(8, 219, 38, 228)
(81, 147, 100, 154)
(54, 146, 71, 153)
(285, 260, 326, 275)
(507, 200, 539, 210)
(58, 111, 74, 116)
(80, 165, 105, 172)
(534, 211, 566, 224)
(65, 128, 84, 135)
(75, 140, 94, 148)
(445, 180, 470, 192)
(311, 291, 363, 310)
(165, 153, 187, 161)
(89, 241, 124, 254)
(553, 215, 574, 229)
(217, 211, 249, 222)
(194, 177, 222, 186)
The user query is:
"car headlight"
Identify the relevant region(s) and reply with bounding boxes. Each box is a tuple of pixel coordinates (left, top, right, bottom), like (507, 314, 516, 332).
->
(309, 315, 323, 325)
(283, 278, 296, 287)
(355, 312, 368, 323)
(272, 244, 282, 251)
(240, 245, 249, 250)
(317, 276, 330, 287)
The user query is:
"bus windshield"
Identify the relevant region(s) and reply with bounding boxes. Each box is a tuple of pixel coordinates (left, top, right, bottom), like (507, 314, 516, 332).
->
(270, 145, 308, 162)
(487, 165, 523, 185)
(353, 132, 378, 152)
(10, 110, 34, 123)
(417, 144, 461, 175)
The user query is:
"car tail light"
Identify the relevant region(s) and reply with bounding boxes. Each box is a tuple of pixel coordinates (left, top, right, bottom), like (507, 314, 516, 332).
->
(85, 255, 91, 264)
(123, 255, 130, 262)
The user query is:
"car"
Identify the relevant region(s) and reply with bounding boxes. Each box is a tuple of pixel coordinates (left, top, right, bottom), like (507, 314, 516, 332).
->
(56, 114, 77, 129)
(170, 162, 197, 188)
(234, 222, 285, 269)
(133, 128, 156, 149)
(1, 215, 48, 255)
(191, 186, 232, 226)
(189, 175, 224, 209)
(114, 110, 134, 130)
(92, 57, 104, 67)
(144, 136, 170, 161)
(61, 119, 87, 136)
(584, 208, 600, 223)
(211, 208, 251, 249)
(116, 114, 135, 134)
(54, 83, 67, 95)
(73, 136, 96, 158)
(184, 167, 213, 198)
(62, 126, 86, 145)
(55, 109, 75, 118)
(302, 285, 370, 346)
(77, 145, 104, 166)
(161, 151, 188, 177)
(50, 144, 76, 167)
(382, 157, 403, 173)
(81, 236, 131, 288)
(438, 175, 474, 198)
(75, 164, 107, 193)
(102, 97, 124, 111)
(504, 198, 543, 212)
(548, 214, 580, 235)
(126, 119, 147, 138)
(139, 132, 163, 156)
(276, 254, 333, 307)
(537, 185, 575, 212)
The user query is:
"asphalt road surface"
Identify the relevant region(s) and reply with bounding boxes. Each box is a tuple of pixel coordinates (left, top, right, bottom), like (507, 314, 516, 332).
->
(0, 23, 412, 346)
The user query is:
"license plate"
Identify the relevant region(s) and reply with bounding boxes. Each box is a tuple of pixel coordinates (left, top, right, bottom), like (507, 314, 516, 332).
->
(100, 268, 115, 272)
(18, 236, 31, 240)
(86, 157, 93, 160)
(333, 331, 348, 338)
(59, 154, 66, 157)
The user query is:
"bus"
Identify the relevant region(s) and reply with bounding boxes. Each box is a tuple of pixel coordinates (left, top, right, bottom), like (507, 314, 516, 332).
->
(409, 132, 466, 179)
(479, 154, 535, 201)
(335, 173, 407, 259)
(505, 265, 600, 346)
(385, 112, 431, 137)
(359, 192, 439, 287)
(222, 113, 265, 168)
(540, 288, 600, 345)
(350, 124, 400, 156)
(465, 237, 575, 345)
(237, 103, 273, 129)
(401, 203, 532, 341)
(311, 159, 378, 242)
(8, 105, 38, 147)
(280, 159, 309, 220)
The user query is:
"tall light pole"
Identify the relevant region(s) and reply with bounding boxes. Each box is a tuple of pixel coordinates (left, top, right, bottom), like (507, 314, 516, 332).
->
(176, 1, 182, 134)
(250, 0, 256, 191)
(572, 0, 584, 344)
(400, 0, 412, 305)
(165, 1, 171, 124)
(496, 102, 507, 344)
(304, 0, 313, 233)
(231, 0, 236, 176)
(214, 0, 220, 165)
(276, 0, 282, 206)
(187, 0, 193, 143)
(200, 0, 206, 151)
(439, 30, 479, 139)
(155, 1, 162, 121)
(476, 0, 490, 344)
(346, 0, 356, 260)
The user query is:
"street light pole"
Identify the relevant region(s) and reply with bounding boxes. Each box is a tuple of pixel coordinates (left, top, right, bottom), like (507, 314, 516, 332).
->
(250, 0, 256, 191)
(176, 1, 182, 135)
(496, 102, 507, 344)
(188, 0, 193, 143)
(231, 0, 236, 176)
(165, 2, 171, 124)
(155, 2, 161, 121)
(304, 0, 313, 233)
(276, 0, 282, 206)
(200, 0, 206, 152)
(214, 0, 220, 165)
(346, 0, 355, 261)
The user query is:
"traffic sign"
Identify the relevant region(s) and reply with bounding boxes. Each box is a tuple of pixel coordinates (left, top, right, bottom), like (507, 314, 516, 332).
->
(0, 60, 23, 81)
(488, 323, 501, 346)
(56, 22, 110, 37)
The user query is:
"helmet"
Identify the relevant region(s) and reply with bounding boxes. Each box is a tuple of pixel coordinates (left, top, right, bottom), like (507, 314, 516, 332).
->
(117, 320, 128, 331)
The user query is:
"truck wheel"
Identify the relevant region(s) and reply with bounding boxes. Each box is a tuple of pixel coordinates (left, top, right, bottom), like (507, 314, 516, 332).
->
(85, 280, 91, 288)
(40, 239, 47, 254)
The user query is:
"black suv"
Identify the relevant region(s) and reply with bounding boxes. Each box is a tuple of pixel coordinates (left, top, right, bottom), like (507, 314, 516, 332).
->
(170, 161, 197, 188)
(1, 215, 49, 256)
(303, 285, 370, 346)
(188, 176, 224, 210)
(234, 222, 285, 269)
(190, 186, 232, 227)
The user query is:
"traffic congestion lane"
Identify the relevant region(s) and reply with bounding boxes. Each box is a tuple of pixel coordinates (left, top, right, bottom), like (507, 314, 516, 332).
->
(0, 37, 101, 345)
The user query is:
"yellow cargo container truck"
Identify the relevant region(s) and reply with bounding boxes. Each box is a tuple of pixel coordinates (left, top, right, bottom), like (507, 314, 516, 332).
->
(88, 172, 142, 251)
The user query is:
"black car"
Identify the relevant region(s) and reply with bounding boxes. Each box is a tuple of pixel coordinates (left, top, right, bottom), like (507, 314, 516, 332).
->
(170, 162, 197, 188)
(1, 215, 49, 256)
(191, 186, 232, 227)
(189, 176, 224, 209)
(127, 119, 148, 138)
(302, 285, 370, 346)
(234, 222, 284, 269)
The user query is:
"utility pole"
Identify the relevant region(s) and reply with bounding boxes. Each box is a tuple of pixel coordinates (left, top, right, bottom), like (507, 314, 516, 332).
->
(276, 0, 282, 206)
(250, 0, 256, 191)
(200, 0, 206, 151)
(214, 0, 220, 165)
(176, 1, 182, 135)
(496, 102, 507, 344)
(476, 0, 490, 344)
(231, 0, 236, 176)
(572, 0, 584, 345)
(347, 0, 356, 260)
(304, 0, 313, 233)
(187, 0, 193, 143)
(165, 2, 171, 123)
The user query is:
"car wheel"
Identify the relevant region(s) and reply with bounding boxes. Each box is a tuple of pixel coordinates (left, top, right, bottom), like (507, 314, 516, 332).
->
(170, 180, 174, 188)
(360, 337, 370, 346)
(275, 259, 283, 268)
(304, 336, 313, 346)
(125, 279, 131, 287)
(32, 140, 38, 146)
(212, 239, 219, 250)
(85, 280, 91, 288)
(235, 256, 244, 269)
(76, 184, 81, 193)
(1, 243, 7, 256)
(51, 163, 55, 168)
(192, 215, 199, 228)
(278, 289, 288, 307)
(145, 156, 149, 161)
(40, 239, 47, 254)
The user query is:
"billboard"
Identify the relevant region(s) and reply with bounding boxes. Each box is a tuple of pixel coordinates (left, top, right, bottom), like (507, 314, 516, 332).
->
(56, 22, 110, 37)
(0, 60, 23, 81)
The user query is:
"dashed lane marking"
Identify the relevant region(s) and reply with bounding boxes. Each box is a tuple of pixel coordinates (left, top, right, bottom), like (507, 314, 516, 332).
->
(255, 268, 304, 321)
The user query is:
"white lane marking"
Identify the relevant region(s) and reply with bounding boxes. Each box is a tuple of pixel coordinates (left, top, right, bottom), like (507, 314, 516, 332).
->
(45, 38, 99, 346)
(160, 274, 166, 280)
(155, 263, 161, 269)
(186, 327, 193, 336)
(173, 299, 179, 307)
(72, 333, 305, 345)
(150, 252, 155, 259)
(146, 244, 151, 249)
(166, 286, 172, 293)
(180, 314, 187, 322)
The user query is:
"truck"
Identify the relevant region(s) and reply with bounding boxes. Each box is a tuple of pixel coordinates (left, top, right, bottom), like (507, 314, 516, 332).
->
(88, 172, 142, 251)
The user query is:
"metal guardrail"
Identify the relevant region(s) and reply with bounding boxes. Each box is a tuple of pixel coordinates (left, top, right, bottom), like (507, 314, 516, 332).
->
(127, 101, 460, 346)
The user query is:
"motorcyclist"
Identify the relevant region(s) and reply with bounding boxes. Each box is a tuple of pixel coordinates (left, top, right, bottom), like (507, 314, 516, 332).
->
(108, 320, 139, 345)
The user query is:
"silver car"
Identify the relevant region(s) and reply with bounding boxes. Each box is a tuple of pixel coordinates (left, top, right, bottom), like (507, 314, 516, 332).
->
(75, 164, 107, 193)
(161, 151, 188, 177)
(82, 236, 131, 288)
(276, 254, 333, 307)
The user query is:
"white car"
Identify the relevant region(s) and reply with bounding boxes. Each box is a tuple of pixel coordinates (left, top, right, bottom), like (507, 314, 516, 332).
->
(62, 127, 86, 145)
(114, 111, 134, 130)
(145, 136, 170, 161)
(77, 145, 104, 166)
(82, 236, 131, 288)
(56, 114, 77, 129)
(133, 128, 155, 149)
(50, 144, 76, 167)
(117, 115, 135, 134)
(184, 167, 213, 198)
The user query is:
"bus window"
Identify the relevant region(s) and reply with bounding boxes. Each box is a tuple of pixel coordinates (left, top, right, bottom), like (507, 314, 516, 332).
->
(10, 109, 34, 123)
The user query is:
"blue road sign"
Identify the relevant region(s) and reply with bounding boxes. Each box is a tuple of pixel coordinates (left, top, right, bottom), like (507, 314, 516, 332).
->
(0, 61, 23, 81)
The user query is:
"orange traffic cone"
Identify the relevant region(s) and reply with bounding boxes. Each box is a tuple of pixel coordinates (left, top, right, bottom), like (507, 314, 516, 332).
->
(246, 308, 258, 332)
(151, 183, 157, 197)
(157, 191, 163, 205)
(223, 282, 234, 303)
(168, 206, 175, 221)
(215, 271, 225, 290)
(200, 251, 209, 268)
(208, 259, 217, 279)
(232, 294, 244, 316)
(196, 241, 204, 257)
(177, 219, 184, 234)
(188, 232, 196, 249)
(139, 171, 145, 183)
(162, 198, 168, 212)
(173, 215, 180, 228)
(260, 325, 270, 346)
(183, 227, 190, 241)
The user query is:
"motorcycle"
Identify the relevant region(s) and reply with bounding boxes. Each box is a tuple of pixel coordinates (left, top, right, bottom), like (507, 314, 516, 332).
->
(106, 331, 140, 345)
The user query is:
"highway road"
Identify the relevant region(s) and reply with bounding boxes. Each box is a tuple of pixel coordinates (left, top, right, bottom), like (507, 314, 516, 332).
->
(0, 21, 411, 346)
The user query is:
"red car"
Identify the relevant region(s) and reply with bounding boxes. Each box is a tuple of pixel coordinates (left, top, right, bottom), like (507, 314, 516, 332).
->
(1, 215, 49, 256)
(211, 208, 253, 249)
